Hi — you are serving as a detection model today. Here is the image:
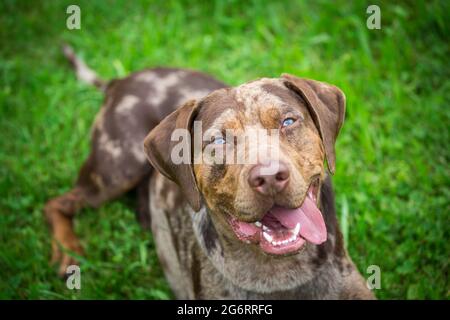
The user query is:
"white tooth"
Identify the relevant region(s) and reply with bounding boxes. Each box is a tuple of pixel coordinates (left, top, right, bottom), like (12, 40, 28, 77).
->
(263, 225, 268, 231)
(263, 232, 273, 243)
(292, 223, 301, 236)
(254, 221, 262, 227)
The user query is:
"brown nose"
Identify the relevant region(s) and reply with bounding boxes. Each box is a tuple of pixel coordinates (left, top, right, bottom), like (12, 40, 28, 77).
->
(248, 161, 290, 195)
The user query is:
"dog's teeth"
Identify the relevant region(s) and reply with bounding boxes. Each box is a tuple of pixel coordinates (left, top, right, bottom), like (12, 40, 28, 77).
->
(292, 223, 301, 236)
(263, 232, 273, 243)
(254, 221, 262, 227)
(287, 224, 300, 242)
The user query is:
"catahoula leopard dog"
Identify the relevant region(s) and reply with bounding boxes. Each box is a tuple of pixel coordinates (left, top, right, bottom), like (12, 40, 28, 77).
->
(45, 45, 374, 299)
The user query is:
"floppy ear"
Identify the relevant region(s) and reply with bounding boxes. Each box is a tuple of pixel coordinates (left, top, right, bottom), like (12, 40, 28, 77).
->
(143, 100, 202, 211)
(281, 73, 346, 174)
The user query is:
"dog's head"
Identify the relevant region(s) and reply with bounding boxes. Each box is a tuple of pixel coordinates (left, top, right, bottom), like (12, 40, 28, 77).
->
(144, 74, 345, 257)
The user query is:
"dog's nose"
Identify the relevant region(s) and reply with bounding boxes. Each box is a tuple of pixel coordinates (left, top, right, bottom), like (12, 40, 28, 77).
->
(248, 161, 290, 195)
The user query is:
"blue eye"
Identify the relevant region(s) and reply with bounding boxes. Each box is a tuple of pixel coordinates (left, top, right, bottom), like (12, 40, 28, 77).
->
(213, 137, 226, 145)
(282, 118, 296, 127)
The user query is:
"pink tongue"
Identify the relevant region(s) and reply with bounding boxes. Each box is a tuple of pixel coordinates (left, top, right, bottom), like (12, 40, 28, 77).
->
(269, 197, 327, 244)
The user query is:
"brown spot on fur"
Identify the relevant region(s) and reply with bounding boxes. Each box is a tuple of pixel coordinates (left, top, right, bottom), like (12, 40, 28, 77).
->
(191, 249, 202, 298)
(136, 174, 151, 230)
(312, 243, 329, 268)
(259, 106, 281, 128)
(200, 214, 219, 255)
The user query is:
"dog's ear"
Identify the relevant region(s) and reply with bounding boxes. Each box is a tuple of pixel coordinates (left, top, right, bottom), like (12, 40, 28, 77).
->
(281, 73, 346, 174)
(144, 100, 201, 211)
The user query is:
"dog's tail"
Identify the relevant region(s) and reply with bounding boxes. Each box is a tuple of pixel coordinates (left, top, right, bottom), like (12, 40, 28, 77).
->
(62, 44, 106, 91)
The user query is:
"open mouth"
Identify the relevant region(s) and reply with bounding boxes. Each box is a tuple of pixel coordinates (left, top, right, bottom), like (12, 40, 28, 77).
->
(227, 179, 327, 255)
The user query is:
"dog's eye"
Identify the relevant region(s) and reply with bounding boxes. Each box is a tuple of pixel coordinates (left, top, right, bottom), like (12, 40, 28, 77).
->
(213, 137, 226, 145)
(282, 118, 296, 127)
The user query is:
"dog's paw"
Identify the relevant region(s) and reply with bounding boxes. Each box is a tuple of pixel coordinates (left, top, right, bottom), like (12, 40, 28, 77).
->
(50, 238, 84, 278)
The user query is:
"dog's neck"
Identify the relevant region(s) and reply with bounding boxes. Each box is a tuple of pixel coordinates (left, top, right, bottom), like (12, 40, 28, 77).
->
(190, 176, 346, 293)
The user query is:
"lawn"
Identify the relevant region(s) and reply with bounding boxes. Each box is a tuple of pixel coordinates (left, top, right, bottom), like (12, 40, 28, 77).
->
(0, 0, 448, 299)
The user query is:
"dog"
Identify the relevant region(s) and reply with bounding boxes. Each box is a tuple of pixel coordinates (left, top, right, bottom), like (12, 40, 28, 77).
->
(45, 46, 374, 299)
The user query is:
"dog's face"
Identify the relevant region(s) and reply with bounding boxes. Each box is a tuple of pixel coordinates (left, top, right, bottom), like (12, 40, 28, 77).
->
(145, 74, 345, 257)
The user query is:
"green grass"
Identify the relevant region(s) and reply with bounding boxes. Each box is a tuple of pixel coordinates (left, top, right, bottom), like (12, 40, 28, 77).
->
(0, 0, 448, 299)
